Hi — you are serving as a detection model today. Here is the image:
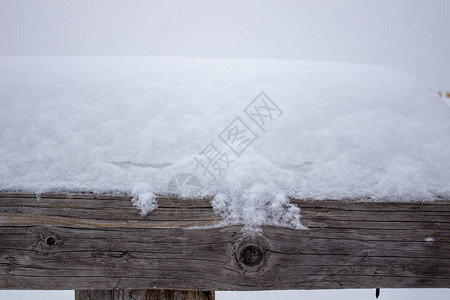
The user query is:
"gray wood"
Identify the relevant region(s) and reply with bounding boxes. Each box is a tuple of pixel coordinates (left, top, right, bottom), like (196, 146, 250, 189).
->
(75, 289, 214, 300)
(1, 192, 449, 290)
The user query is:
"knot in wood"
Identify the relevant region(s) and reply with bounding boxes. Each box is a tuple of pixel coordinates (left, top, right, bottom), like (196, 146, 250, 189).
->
(241, 245, 263, 266)
(234, 236, 269, 273)
(46, 236, 56, 246)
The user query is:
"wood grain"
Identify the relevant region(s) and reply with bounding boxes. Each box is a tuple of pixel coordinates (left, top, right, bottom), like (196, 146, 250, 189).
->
(1, 192, 449, 290)
(75, 289, 214, 300)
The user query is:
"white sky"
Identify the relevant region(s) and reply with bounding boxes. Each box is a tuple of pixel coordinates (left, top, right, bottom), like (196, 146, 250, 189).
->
(1, 0, 449, 91)
(1, 289, 450, 300)
(0, 1, 449, 299)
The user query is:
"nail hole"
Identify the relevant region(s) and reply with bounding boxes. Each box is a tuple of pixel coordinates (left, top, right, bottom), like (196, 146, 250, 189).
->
(240, 245, 263, 266)
(46, 237, 56, 246)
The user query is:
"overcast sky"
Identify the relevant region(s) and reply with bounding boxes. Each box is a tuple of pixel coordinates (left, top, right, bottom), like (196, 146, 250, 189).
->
(0, 1, 449, 299)
(1, 0, 449, 91)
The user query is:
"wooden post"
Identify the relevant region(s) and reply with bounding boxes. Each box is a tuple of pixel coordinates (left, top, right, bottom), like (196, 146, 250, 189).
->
(1, 193, 450, 290)
(75, 289, 214, 300)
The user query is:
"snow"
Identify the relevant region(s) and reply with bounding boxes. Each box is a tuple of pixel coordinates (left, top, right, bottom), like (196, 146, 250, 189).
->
(444, 96, 450, 108)
(1, 57, 449, 230)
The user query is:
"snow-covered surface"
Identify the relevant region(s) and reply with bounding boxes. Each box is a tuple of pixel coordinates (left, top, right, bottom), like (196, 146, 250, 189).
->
(443, 96, 450, 108)
(1, 57, 449, 229)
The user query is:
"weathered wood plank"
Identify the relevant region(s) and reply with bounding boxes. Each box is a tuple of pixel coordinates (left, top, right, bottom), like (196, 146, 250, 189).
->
(1, 193, 449, 290)
(75, 289, 214, 300)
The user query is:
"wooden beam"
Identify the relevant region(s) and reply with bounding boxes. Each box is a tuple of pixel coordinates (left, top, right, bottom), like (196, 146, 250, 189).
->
(75, 289, 214, 300)
(1, 193, 449, 290)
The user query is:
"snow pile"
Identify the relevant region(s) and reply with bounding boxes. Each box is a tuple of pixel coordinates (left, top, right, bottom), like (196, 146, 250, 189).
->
(1, 57, 449, 230)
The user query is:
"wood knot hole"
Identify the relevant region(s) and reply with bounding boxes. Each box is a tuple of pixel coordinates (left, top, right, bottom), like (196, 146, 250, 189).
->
(234, 236, 269, 273)
(241, 245, 263, 266)
(46, 236, 56, 246)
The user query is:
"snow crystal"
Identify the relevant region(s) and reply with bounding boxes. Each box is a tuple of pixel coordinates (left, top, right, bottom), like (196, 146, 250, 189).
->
(1, 57, 449, 230)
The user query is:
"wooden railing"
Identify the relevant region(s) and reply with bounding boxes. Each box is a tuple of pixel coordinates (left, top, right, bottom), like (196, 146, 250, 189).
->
(1, 192, 449, 299)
